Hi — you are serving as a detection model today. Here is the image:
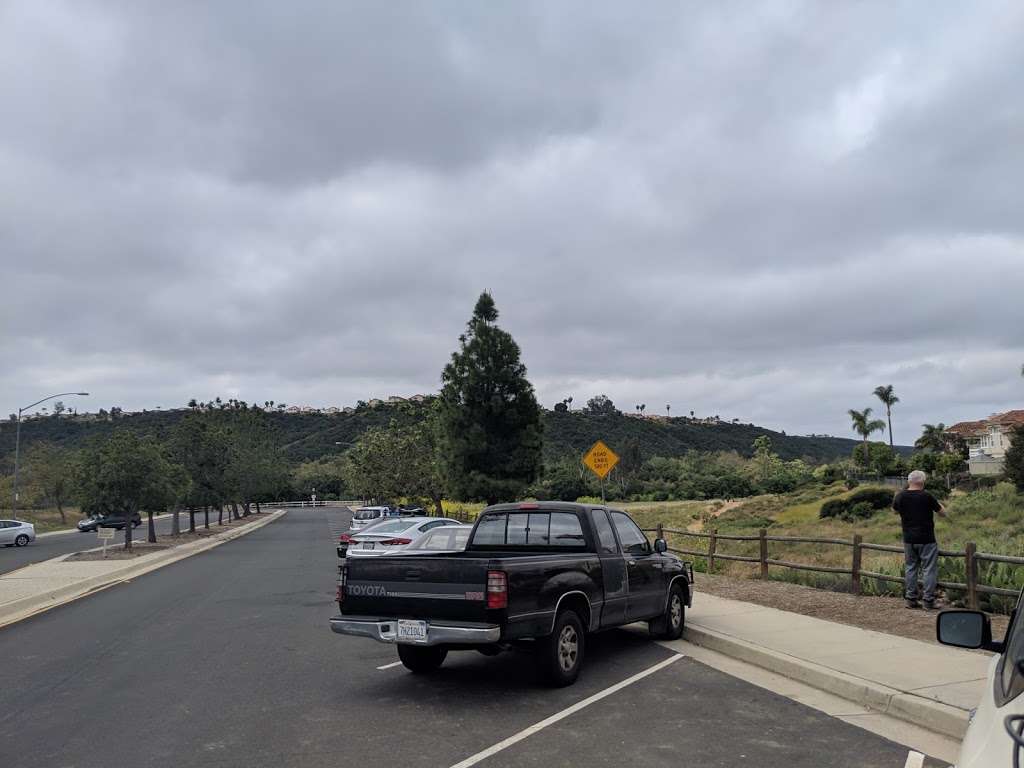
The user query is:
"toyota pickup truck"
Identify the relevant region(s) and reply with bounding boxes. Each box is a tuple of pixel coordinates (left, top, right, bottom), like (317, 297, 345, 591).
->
(329, 502, 693, 685)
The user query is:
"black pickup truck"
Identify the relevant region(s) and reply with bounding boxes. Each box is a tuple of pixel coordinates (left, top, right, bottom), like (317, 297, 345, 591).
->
(329, 502, 693, 685)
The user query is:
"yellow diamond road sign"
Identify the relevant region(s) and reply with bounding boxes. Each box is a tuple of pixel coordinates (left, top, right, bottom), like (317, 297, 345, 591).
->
(583, 440, 619, 479)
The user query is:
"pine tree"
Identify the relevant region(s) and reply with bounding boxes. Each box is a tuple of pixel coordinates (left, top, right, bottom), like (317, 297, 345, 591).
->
(437, 292, 543, 503)
(1005, 426, 1024, 492)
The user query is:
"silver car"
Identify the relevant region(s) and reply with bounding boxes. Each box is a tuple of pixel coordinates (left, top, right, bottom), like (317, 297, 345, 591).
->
(0, 519, 36, 547)
(401, 524, 472, 554)
(349, 506, 390, 531)
(346, 517, 463, 557)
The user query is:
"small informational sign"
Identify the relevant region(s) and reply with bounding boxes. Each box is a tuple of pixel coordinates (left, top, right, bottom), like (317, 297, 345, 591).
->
(97, 527, 115, 558)
(583, 440, 620, 479)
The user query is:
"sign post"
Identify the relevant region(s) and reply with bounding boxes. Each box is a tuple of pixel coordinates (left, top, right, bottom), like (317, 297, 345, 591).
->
(582, 440, 620, 503)
(97, 527, 115, 558)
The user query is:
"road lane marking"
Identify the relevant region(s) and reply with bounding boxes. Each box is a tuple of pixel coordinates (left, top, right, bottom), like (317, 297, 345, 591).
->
(903, 751, 925, 768)
(448, 653, 684, 768)
(376, 661, 403, 670)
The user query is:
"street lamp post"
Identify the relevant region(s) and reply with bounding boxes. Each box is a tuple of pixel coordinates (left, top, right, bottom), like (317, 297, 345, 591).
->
(11, 391, 89, 520)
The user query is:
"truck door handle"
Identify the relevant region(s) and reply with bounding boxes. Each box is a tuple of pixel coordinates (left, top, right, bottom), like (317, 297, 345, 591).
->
(627, 560, 637, 567)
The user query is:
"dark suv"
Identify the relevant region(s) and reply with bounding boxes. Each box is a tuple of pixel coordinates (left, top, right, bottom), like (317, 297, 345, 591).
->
(77, 513, 142, 532)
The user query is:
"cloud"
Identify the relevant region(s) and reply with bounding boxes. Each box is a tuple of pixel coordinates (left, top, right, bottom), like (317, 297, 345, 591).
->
(1, 0, 1022, 445)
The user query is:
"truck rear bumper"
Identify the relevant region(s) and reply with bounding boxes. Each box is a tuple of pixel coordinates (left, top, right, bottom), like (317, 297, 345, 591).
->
(329, 615, 501, 647)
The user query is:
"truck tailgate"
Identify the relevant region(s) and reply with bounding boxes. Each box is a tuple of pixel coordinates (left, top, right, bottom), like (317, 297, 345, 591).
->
(342, 555, 491, 622)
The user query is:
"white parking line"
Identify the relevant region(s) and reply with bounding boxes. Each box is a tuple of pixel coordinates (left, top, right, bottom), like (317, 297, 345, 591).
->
(448, 653, 684, 768)
(376, 661, 404, 670)
(903, 751, 925, 768)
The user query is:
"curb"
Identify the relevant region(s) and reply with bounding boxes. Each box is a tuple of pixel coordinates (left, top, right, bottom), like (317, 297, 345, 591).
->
(0, 511, 286, 629)
(684, 623, 969, 740)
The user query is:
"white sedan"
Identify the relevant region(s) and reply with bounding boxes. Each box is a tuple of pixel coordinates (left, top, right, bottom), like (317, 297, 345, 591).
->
(0, 519, 36, 547)
(345, 517, 462, 557)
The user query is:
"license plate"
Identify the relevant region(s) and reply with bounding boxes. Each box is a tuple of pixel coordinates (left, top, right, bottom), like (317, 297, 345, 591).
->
(361, 542, 374, 550)
(397, 620, 427, 643)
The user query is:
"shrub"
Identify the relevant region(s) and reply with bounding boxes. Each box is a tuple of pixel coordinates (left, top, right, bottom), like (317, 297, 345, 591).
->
(820, 487, 894, 519)
(844, 501, 875, 520)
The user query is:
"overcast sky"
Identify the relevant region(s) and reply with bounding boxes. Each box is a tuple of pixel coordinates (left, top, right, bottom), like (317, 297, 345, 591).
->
(2, 1, 1022, 445)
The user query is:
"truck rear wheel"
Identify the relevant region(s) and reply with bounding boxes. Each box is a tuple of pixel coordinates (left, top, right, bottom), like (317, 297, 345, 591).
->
(537, 610, 584, 687)
(397, 644, 447, 673)
(649, 584, 685, 640)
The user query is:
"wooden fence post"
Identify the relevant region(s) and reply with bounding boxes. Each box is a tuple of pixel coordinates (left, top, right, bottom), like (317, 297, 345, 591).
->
(851, 534, 862, 595)
(708, 529, 717, 573)
(759, 528, 768, 579)
(965, 542, 978, 610)
(656, 522, 664, 542)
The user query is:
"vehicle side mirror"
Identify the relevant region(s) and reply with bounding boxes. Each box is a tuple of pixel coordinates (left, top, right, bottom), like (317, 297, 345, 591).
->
(937, 610, 1003, 652)
(654, 538, 668, 554)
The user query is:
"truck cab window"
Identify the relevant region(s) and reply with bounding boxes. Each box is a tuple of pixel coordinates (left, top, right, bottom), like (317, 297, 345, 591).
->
(610, 511, 650, 556)
(590, 510, 619, 554)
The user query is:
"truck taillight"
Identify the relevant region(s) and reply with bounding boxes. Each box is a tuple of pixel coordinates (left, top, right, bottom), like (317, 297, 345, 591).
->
(336, 565, 348, 603)
(486, 570, 507, 609)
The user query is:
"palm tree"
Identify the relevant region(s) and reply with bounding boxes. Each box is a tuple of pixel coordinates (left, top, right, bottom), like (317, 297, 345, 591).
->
(873, 385, 900, 448)
(566, 396, 573, 411)
(915, 423, 948, 453)
(640, 404, 646, 416)
(849, 407, 886, 467)
(666, 404, 671, 417)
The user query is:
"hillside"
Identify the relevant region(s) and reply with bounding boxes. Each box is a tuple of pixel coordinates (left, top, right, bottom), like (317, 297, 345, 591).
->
(0, 401, 879, 469)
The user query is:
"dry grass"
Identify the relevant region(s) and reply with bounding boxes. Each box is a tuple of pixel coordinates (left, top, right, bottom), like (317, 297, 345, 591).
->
(0, 506, 84, 533)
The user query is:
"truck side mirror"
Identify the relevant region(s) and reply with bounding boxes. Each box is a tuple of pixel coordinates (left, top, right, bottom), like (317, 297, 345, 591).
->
(937, 609, 1003, 652)
(654, 538, 668, 554)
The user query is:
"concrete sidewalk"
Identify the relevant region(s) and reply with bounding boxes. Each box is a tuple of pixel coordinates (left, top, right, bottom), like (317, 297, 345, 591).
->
(0, 511, 285, 627)
(682, 593, 991, 739)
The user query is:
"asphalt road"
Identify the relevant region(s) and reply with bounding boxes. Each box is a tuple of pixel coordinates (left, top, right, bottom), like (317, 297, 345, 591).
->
(0, 512, 224, 576)
(0, 508, 945, 767)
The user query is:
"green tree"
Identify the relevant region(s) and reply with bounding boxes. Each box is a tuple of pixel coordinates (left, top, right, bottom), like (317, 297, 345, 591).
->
(76, 430, 185, 550)
(24, 442, 78, 524)
(1005, 426, 1024, 492)
(225, 406, 288, 517)
(437, 292, 543, 503)
(872, 385, 899, 448)
(848, 408, 886, 468)
(851, 441, 897, 475)
(584, 395, 619, 416)
(293, 455, 349, 500)
(173, 409, 233, 532)
(915, 423, 948, 453)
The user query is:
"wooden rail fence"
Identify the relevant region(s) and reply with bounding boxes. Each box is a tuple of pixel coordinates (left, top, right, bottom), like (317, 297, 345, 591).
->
(645, 524, 1024, 610)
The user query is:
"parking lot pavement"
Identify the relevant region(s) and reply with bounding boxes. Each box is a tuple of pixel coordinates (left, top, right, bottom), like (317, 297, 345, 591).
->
(0, 508, 949, 768)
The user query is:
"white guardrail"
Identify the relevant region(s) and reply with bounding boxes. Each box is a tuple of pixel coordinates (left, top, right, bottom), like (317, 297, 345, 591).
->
(270, 500, 363, 508)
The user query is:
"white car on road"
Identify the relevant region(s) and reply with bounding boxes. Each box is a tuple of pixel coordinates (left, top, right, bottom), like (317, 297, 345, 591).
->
(938, 592, 1024, 767)
(0, 519, 36, 547)
(345, 517, 462, 557)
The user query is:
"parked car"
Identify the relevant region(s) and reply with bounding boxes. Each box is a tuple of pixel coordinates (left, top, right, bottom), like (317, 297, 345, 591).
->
(345, 517, 463, 558)
(401, 525, 472, 554)
(349, 506, 390, 531)
(338, 517, 399, 559)
(77, 512, 142, 532)
(330, 502, 693, 685)
(938, 593, 1024, 767)
(0, 519, 36, 547)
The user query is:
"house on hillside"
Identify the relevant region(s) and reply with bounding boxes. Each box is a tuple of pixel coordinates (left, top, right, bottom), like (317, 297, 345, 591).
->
(947, 410, 1024, 475)
(409, 394, 428, 403)
(342, 406, 355, 415)
(367, 399, 383, 409)
(323, 406, 340, 415)
(387, 396, 407, 404)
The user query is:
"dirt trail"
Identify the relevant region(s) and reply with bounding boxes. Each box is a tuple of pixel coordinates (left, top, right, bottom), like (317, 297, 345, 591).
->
(686, 500, 744, 532)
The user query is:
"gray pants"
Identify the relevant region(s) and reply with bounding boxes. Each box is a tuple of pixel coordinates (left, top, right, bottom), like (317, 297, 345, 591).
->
(904, 543, 939, 602)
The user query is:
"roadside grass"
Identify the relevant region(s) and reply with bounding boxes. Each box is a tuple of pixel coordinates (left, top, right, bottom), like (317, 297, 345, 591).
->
(0, 506, 83, 533)
(626, 481, 1024, 613)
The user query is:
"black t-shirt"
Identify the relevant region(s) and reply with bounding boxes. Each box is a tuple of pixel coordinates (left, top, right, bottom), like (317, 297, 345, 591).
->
(892, 489, 942, 544)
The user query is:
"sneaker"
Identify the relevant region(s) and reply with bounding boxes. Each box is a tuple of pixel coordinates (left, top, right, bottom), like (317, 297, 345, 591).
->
(905, 599, 920, 609)
(923, 600, 936, 610)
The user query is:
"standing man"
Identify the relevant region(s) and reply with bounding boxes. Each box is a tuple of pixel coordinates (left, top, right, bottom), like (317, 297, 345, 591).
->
(893, 470, 947, 609)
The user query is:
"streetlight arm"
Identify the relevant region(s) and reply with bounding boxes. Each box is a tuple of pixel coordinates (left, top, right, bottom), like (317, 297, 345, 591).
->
(18, 392, 90, 414)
